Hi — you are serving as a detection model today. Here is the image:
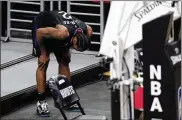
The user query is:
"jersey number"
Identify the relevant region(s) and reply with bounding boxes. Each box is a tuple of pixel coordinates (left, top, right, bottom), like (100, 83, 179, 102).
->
(58, 11, 72, 20)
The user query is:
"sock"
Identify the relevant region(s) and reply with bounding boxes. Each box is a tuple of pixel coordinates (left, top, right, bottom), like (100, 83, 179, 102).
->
(38, 92, 46, 101)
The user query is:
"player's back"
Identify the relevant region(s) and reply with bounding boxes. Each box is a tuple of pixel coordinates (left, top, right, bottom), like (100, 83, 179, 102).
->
(36, 10, 65, 28)
(36, 10, 87, 36)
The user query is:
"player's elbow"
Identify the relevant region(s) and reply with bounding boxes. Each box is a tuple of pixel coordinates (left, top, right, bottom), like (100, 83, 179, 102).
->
(36, 28, 45, 40)
(61, 29, 69, 39)
(87, 25, 93, 38)
(57, 27, 69, 39)
(36, 28, 41, 35)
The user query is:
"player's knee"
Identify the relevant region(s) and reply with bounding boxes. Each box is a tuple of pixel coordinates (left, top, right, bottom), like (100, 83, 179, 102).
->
(38, 55, 50, 72)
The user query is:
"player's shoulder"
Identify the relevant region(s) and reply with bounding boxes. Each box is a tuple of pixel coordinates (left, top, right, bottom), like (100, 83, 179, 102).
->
(72, 16, 85, 25)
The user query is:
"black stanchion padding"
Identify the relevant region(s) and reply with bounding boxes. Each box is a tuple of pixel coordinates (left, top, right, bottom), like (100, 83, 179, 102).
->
(72, 115, 107, 120)
(111, 89, 120, 120)
(143, 12, 178, 120)
(165, 40, 181, 120)
(177, 40, 181, 52)
(166, 40, 180, 56)
(174, 17, 181, 41)
(174, 61, 181, 120)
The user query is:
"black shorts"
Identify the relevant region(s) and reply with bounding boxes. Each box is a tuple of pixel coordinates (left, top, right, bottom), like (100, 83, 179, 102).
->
(31, 17, 71, 64)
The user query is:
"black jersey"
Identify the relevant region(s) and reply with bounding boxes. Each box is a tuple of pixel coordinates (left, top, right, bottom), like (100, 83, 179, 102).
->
(36, 10, 88, 38)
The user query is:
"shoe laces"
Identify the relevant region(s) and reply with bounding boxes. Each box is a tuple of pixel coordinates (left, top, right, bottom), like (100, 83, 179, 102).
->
(40, 101, 49, 112)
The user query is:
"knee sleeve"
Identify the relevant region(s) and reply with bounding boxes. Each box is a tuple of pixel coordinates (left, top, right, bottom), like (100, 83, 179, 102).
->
(38, 56, 50, 72)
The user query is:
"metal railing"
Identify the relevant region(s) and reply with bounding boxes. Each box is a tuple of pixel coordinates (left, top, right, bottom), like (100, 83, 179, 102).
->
(1, 1, 44, 42)
(0, 1, 2, 41)
(67, 1, 104, 45)
(2, 1, 105, 48)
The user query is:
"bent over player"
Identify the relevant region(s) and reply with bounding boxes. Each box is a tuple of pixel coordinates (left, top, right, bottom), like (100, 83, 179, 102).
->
(31, 10, 92, 117)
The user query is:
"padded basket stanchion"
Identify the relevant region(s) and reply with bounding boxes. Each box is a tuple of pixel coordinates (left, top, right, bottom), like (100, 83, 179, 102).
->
(48, 74, 85, 120)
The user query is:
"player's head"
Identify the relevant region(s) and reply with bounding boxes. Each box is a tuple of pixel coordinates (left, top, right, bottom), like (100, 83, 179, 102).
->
(71, 28, 91, 52)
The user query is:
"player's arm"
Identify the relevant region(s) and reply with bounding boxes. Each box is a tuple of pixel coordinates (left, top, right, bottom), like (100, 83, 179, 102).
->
(36, 25, 69, 41)
(86, 25, 93, 38)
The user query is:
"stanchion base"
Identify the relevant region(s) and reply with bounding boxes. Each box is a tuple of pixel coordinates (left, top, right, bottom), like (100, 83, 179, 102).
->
(72, 115, 107, 120)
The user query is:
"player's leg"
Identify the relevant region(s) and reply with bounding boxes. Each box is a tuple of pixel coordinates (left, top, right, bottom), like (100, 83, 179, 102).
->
(36, 53, 50, 96)
(54, 47, 71, 81)
(35, 39, 51, 117)
(54, 48, 81, 111)
(32, 12, 51, 117)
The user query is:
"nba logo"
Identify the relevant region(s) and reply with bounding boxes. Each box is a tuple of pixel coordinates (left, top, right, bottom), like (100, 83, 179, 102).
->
(178, 87, 181, 120)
